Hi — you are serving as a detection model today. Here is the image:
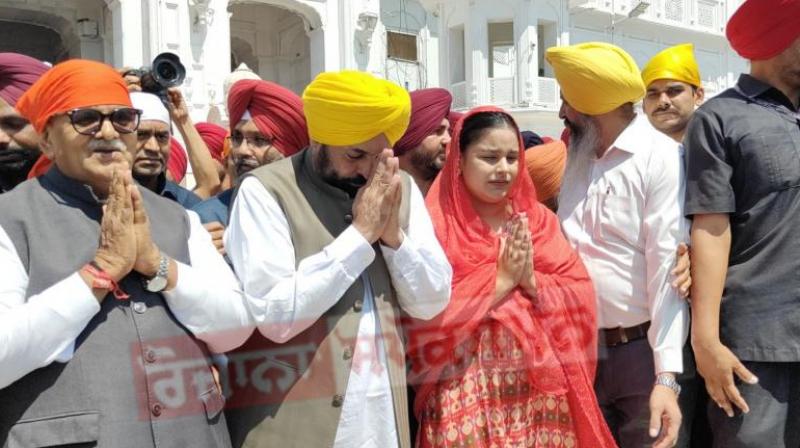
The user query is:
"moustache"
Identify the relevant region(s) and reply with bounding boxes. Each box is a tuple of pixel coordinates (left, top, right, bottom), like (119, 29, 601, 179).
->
(88, 139, 127, 153)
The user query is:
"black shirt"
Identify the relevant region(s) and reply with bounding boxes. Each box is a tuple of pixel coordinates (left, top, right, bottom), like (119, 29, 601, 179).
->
(684, 74, 800, 362)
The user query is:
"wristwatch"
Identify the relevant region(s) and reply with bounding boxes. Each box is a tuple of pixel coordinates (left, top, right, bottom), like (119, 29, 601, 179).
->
(144, 254, 170, 292)
(655, 373, 682, 396)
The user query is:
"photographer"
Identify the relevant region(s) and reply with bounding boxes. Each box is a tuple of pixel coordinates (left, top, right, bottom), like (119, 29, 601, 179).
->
(120, 67, 221, 200)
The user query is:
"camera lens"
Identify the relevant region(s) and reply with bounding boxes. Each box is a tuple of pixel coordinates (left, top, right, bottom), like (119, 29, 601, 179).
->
(157, 63, 177, 81)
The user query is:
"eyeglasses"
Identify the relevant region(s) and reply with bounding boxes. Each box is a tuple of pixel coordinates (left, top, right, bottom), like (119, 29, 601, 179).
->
(137, 129, 171, 145)
(228, 132, 274, 149)
(66, 108, 142, 135)
(0, 115, 30, 134)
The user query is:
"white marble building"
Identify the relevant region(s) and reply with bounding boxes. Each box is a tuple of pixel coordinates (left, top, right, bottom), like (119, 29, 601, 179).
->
(0, 0, 747, 128)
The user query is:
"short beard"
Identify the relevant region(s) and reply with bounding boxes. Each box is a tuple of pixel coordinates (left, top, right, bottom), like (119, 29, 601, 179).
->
(0, 146, 41, 191)
(316, 146, 366, 198)
(567, 115, 601, 158)
(409, 147, 444, 182)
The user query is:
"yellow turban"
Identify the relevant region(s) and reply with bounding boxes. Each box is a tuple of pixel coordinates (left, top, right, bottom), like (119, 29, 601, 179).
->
(641, 43, 701, 88)
(302, 71, 411, 147)
(546, 42, 645, 116)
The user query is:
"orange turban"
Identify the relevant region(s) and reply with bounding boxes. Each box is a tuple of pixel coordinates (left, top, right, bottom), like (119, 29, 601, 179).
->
(16, 59, 131, 133)
(525, 139, 567, 202)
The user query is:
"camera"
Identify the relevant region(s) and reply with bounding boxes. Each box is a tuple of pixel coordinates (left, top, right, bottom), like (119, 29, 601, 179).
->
(124, 52, 186, 105)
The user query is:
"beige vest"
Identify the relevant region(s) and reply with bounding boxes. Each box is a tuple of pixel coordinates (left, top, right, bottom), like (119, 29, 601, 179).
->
(225, 149, 412, 448)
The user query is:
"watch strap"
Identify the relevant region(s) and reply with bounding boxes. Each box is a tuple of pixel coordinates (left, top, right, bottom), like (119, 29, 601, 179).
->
(655, 374, 681, 395)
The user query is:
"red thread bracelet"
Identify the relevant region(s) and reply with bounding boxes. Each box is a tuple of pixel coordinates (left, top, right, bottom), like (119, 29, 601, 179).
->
(83, 262, 130, 300)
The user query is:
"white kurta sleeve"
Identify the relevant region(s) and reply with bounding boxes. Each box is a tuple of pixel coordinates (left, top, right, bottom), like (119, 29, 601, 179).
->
(0, 226, 100, 389)
(162, 210, 254, 354)
(380, 181, 452, 320)
(225, 177, 376, 343)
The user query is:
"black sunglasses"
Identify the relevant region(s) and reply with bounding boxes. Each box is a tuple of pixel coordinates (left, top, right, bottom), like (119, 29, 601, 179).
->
(66, 108, 142, 136)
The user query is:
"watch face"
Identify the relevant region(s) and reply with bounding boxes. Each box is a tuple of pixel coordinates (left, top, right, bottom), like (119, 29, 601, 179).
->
(146, 276, 168, 292)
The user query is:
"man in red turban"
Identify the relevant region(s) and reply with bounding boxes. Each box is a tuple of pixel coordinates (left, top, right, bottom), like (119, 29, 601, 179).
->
(191, 79, 308, 255)
(195, 121, 227, 181)
(685, 1, 800, 445)
(0, 53, 48, 192)
(226, 79, 308, 179)
(393, 88, 452, 195)
(1, 58, 251, 447)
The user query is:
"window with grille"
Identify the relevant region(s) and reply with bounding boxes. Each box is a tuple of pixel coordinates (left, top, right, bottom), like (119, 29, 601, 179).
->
(697, 0, 716, 28)
(665, 0, 684, 21)
(387, 31, 418, 62)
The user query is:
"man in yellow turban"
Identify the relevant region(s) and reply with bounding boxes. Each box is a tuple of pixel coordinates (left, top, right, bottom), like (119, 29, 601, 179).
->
(642, 44, 705, 143)
(223, 70, 452, 448)
(547, 42, 689, 448)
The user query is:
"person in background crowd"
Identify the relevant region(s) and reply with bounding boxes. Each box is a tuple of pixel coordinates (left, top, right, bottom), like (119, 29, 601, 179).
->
(192, 79, 308, 255)
(129, 92, 203, 208)
(0, 53, 48, 193)
(120, 68, 222, 199)
(166, 137, 188, 183)
(685, 0, 800, 446)
(195, 121, 228, 183)
(393, 88, 453, 196)
(0, 58, 252, 448)
(223, 70, 451, 448)
(523, 133, 567, 212)
(642, 43, 705, 144)
(642, 42, 709, 448)
(549, 42, 689, 448)
(409, 106, 616, 447)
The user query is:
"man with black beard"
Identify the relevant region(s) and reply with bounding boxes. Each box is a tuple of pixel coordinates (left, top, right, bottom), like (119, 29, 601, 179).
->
(0, 53, 48, 193)
(393, 88, 452, 196)
(223, 70, 451, 448)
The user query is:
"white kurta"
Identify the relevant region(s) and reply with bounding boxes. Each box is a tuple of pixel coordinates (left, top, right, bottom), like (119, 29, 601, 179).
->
(225, 176, 452, 448)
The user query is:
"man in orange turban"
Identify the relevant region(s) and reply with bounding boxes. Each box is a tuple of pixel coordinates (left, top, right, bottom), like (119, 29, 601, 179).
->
(523, 134, 566, 212)
(684, 1, 800, 445)
(393, 88, 452, 195)
(642, 44, 705, 143)
(1, 59, 252, 447)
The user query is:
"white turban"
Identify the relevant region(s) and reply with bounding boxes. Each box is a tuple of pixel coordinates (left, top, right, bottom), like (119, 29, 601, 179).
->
(130, 92, 170, 125)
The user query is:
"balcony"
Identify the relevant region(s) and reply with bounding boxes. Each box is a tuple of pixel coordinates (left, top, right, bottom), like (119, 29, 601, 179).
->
(570, 0, 727, 35)
(449, 76, 562, 111)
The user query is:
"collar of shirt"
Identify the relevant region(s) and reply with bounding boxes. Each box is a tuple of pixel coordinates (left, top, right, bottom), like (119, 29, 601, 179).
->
(602, 113, 650, 158)
(735, 74, 799, 112)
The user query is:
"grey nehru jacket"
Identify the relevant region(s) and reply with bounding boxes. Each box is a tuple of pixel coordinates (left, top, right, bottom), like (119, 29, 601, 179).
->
(0, 168, 231, 448)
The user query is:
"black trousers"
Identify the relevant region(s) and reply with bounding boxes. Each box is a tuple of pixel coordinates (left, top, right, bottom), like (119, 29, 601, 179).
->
(709, 361, 800, 448)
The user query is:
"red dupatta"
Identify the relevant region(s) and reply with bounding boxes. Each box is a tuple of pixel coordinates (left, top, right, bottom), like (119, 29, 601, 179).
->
(407, 106, 616, 447)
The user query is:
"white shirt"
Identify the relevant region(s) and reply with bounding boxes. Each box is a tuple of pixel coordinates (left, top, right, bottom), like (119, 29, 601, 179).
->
(0, 210, 254, 390)
(558, 114, 689, 374)
(225, 176, 452, 448)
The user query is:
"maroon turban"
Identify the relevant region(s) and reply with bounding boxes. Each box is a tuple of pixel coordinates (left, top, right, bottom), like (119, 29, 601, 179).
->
(727, 0, 800, 60)
(393, 88, 452, 156)
(227, 79, 308, 156)
(0, 53, 49, 107)
(195, 122, 227, 163)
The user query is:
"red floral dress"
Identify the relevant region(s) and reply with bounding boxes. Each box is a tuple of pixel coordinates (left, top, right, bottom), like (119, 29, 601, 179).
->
(417, 321, 578, 448)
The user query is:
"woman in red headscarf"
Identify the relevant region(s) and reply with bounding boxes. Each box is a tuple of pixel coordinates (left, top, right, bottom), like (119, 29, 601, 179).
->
(408, 107, 615, 447)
